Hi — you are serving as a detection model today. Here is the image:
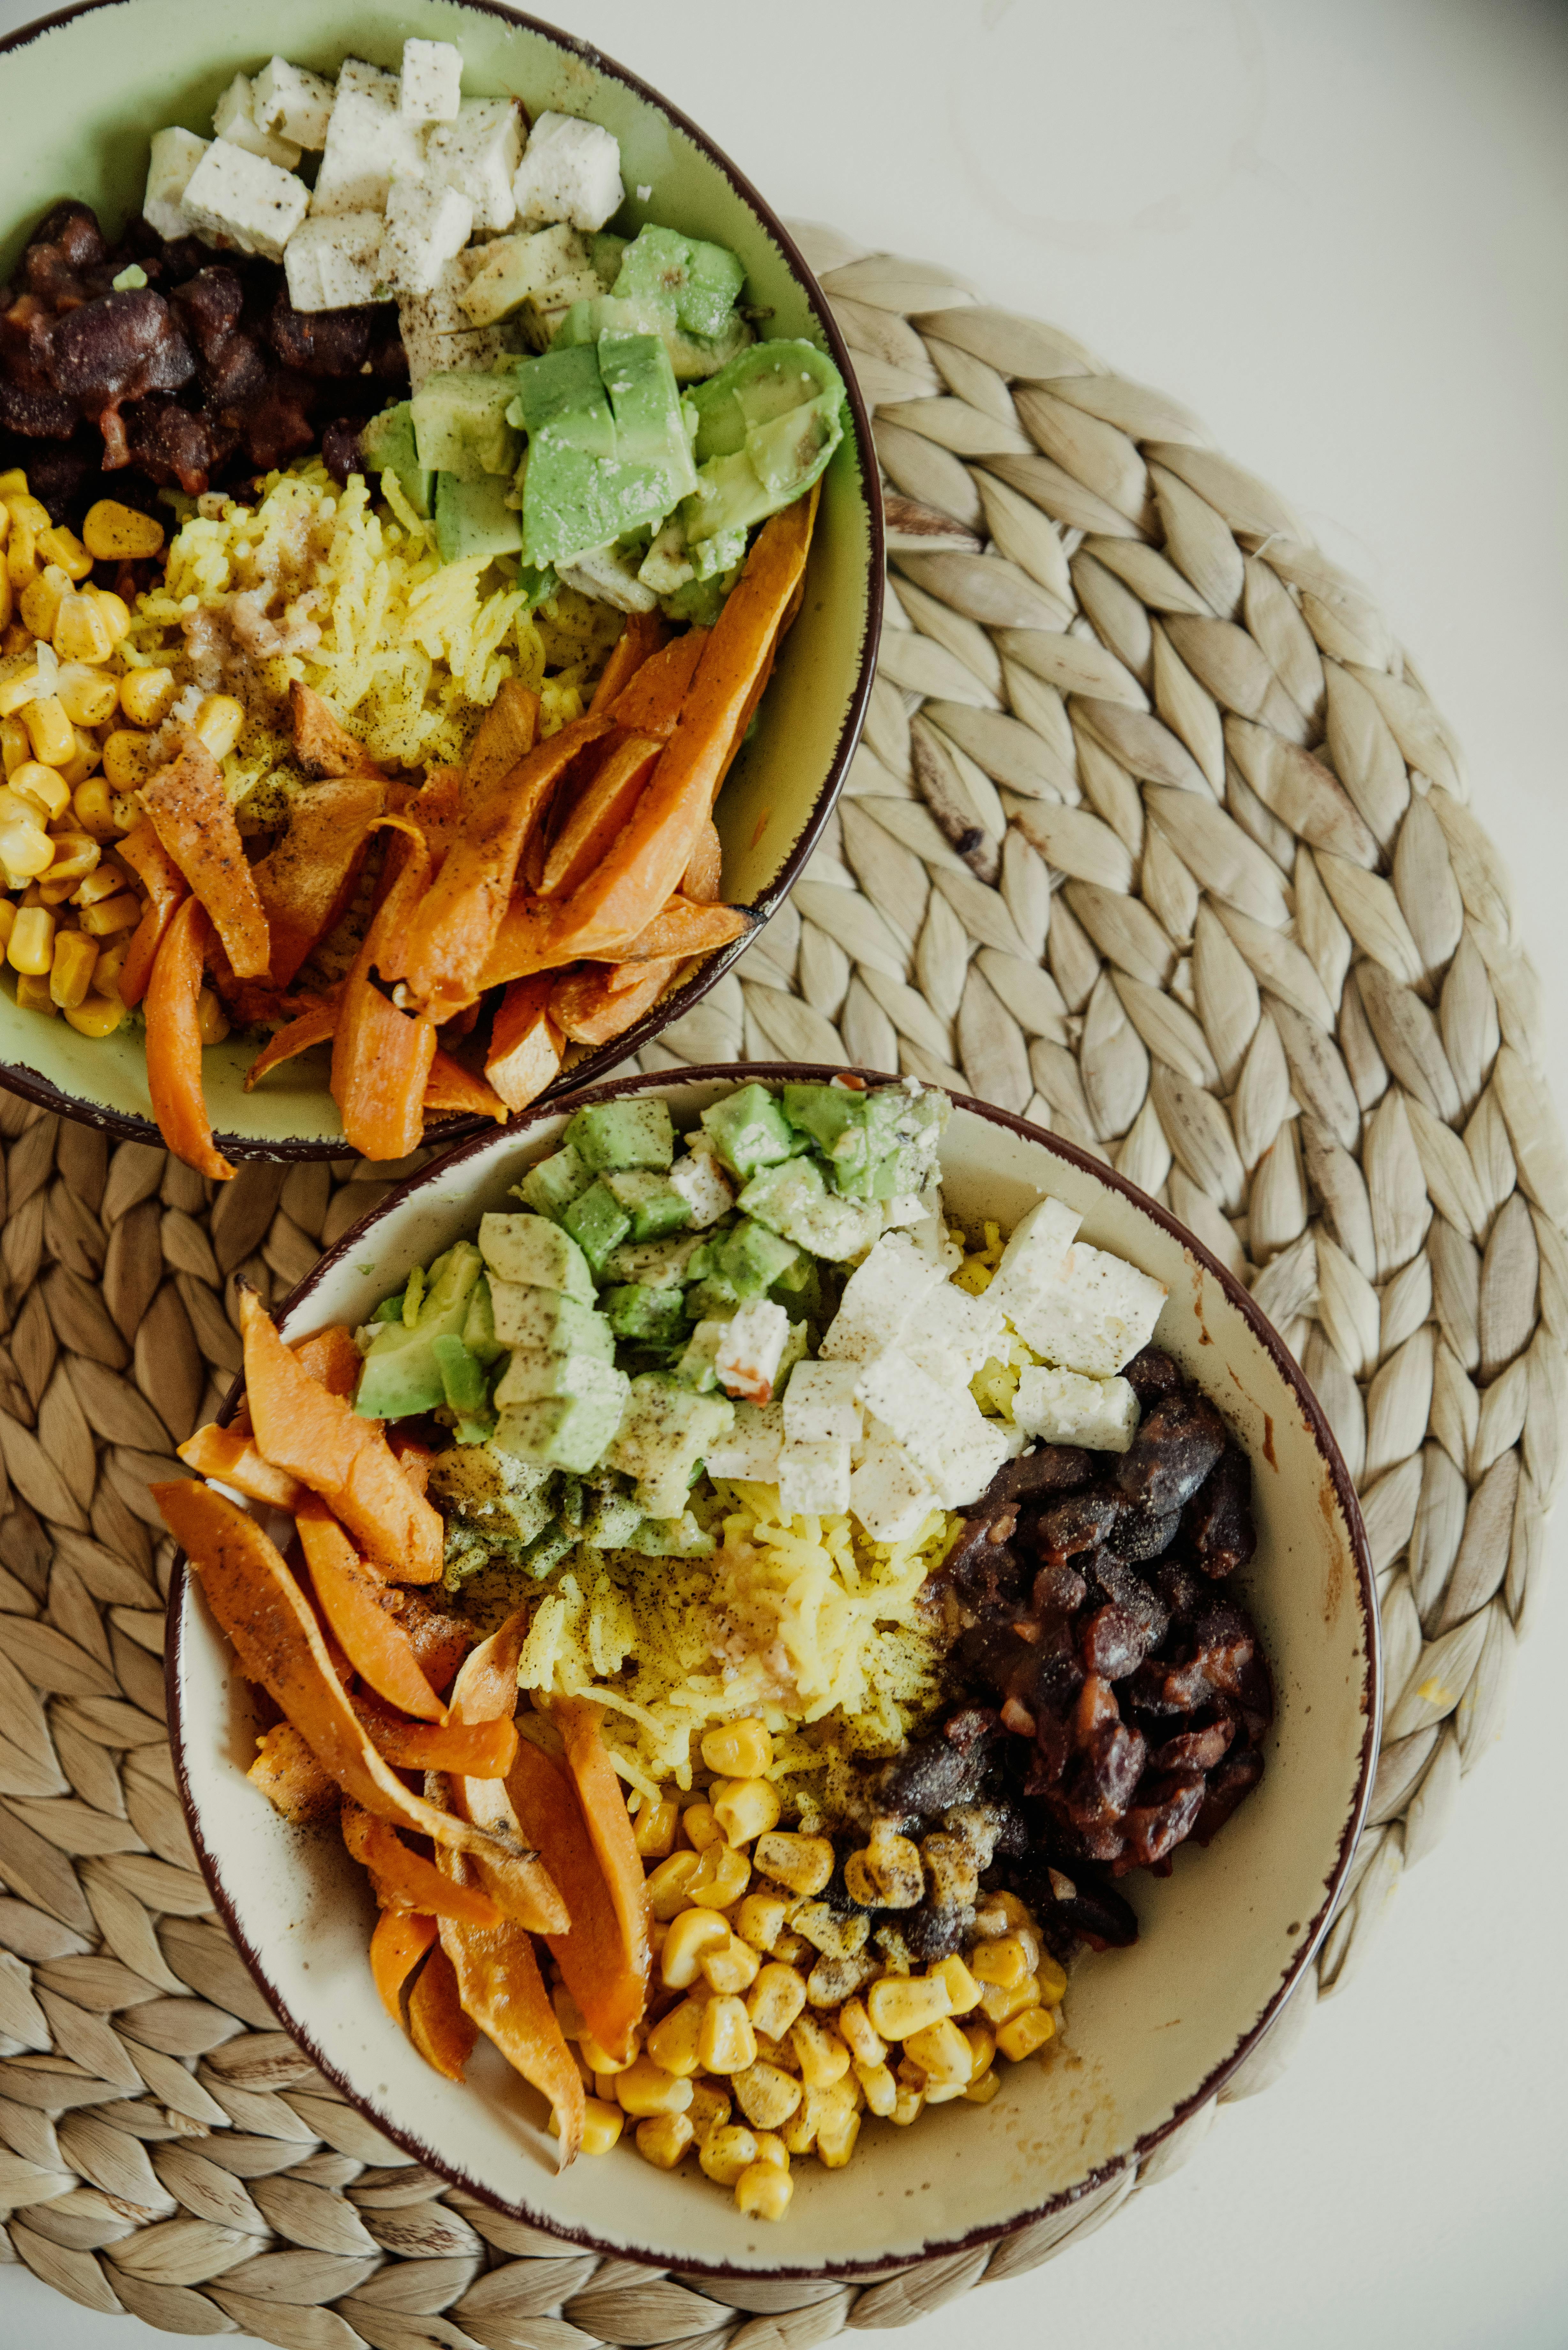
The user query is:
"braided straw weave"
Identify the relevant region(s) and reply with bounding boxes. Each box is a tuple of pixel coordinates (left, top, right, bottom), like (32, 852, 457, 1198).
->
(1, 232, 1564, 2342)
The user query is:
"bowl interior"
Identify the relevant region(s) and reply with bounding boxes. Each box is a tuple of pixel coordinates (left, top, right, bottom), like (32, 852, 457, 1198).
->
(170, 1069, 1377, 2273)
(0, 1, 878, 1152)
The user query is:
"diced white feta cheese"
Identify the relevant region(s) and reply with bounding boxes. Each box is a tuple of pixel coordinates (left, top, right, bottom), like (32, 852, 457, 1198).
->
(992, 1195, 1081, 1298)
(901, 1283, 1005, 1384)
(639, 519, 694, 597)
(854, 1345, 1010, 1509)
(704, 1399, 784, 1483)
(143, 127, 209, 241)
(253, 58, 336, 150)
(850, 1439, 939, 1543)
(779, 1435, 852, 1518)
(337, 57, 400, 102)
(668, 1141, 733, 1229)
(180, 138, 310, 261)
(557, 543, 661, 614)
(714, 1300, 790, 1405)
(312, 81, 427, 216)
(458, 221, 603, 326)
(932, 1420, 1014, 1507)
(511, 110, 624, 232)
(381, 176, 474, 297)
(213, 72, 301, 170)
(882, 1192, 928, 1229)
(821, 1234, 946, 1364)
(1001, 1240, 1168, 1379)
(397, 253, 522, 390)
(283, 212, 385, 312)
(424, 98, 524, 236)
(783, 1359, 861, 1444)
(1013, 1364, 1140, 1452)
(400, 38, 463, 125)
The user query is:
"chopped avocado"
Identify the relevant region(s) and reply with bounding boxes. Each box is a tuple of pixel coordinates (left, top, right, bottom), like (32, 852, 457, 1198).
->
(680, 338, 846, 550)
(700, 1081, 794, 1179)
(460, 223, 605, 329)
(602, 1231, 704, 1289)
(607, 1372, 735, 1517)
(580, 1485, 643, 1547)
(510, 342, 686, 568)
(622, 1512, 715, 1558)
(412, 371, 522, 481)
(434, 472, 524, 565)
(462, 1275, 505, 1367)
(355, 1242, 484, 1419)
(769, 1251, 825, 1324)
(373, 1291, 406, 1324)
(494, 1349, 629, 1407)
(737, 1156, 884, 1260)
(517, 1142, 592, 1222)
(716, 1216, 801, 1300)
(431, 1332, 495, 1441)
(604, 1284, 688, 1345)
(428, 1439, 555, 1545)
(488, 1283, 615, 1359)
(602, 1167, 692, 1241)
(566, 1097, 675, 1172)
(684, 1274, 740, 1323)
(659, 558, 744, 627)
(597, 332, 697, 499)
(509, 341, 617, 457)
(612, 223, 746, 340)
(675, 1318, 726, 1391)
(588, 231, 628, 285)
(552, 292, 754, 383)
(360, 402, 434, 519)
(494, 1382, 628, 1474)
(563, 1179, 633, 1272)
(780, 1079, 948, 1199)
(478, 1210, 594, 1301)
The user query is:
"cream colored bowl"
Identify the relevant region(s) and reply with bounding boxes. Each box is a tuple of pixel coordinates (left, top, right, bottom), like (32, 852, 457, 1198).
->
(0, 3, 880, 1154)
(167, 1066, 1377, 2274)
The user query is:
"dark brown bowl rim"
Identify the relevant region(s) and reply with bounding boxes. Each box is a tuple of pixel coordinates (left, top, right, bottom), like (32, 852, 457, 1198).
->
(0, 1, 885, 1160)
(166, 1061, 1381, 2279)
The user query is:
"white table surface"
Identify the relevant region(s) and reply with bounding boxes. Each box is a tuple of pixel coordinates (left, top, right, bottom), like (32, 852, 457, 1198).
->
(2, 0, 1565, 2343)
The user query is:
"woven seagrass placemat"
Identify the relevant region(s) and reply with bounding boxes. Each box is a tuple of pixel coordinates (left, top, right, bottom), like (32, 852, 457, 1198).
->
(0, 229, 1562, 2344)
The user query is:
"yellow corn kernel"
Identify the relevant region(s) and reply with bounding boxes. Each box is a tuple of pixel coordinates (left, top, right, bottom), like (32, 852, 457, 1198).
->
(731, 2060, 801, 2132)
(15, 970, 55, 1015)
(72, 777, 120, 842)
(83, 500, 165, 563)
(889, 2080, 925, 2126)
(192, 694, 244, 760)
(579, 2025, 634, 2075)
(681, 1801, 723, 1852)
(37, 527, 91, 584)
(90, 937, 130, 1003)
(837, 1999, 886, 2069)
(814, 2096, 860, 2170)
(751, 2133, 788, 2172)
(712, 1776, 781, 1849)
(750, 2028, 796, 2072)
(0, 497, 8, 543)
(734, 2161, 792, 2222)
(996, 2006, 1056, 2063)
(0, 785, 42, 828)
(103, 729, 155, 791)
(771, 1924, 812, 1969)
(1036, 1953, 1069, 2004)
(661, 1906, 730, 1991)
(634, 2110, 695, 2171)
(0, 821, 54, 884)
(699, 2121, 758, 2187)
(73, 858, 131, 906)
(580, 2096, 624, 2155)
(614, 2056, 693, 2119)
(5, 520, 36, 593)
(10, 760, 71, 820)
(22, 695, 73, 768)
(0, 901, 13, 953)
(701, 1718, 774, 1779)
(197, 987, 230, 1046)
(970, 1935, 1029, 1991)
(687, 1841, 750, 1911)
(80, 891, 140, 937)
(855, 2059, 897, 2118)
(753, 1832, 833, 1899)
(702, 1933, 760, 1997)
(929, 1955, 981, 2017)
(961, 2020, 996, 2084)
(20, 564, 70, 640)
(7, 905, 55, 975)
(734, 1892, 790, 1954)
(91, 588, 131, 643)
(866, 1974, 953, 2043)
(48, 828, 100, 885)
(963, 2066, 1002, 2105)
(48, 928, 97, 1012)
(7, 493, 49, 535)
(644, 1849, 701, 1921)
(1, 715, 27, 777)
(789, 2012, 850, 2091)
(977, 1973, 1042, 2029)
(791, 1901, 869, 1964)
(55, 732, 98, 791)
(904, 2017, 972, 2087)
(697, 1995, 757, 2077)
(54, 662, 119, 729)
(645, 1997, 707, 2080)
(53, 590, 114, 665)
(745, 1960, 807, 2043)
(844, 1826, 924, 1911)
(686, 2079, 731, 2142)
(633, 1796, 679, 1860)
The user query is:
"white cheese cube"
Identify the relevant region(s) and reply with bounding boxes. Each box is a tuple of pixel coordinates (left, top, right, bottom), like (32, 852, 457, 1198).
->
(511, 110, 624, 232)
(855, 1346, 1008, 1509)
(901, 1284, 1004, 1384)
(283, 212, 385, 312)
(253, 58, 336, 150)
(714, 1300, 790, 1405)
(1013, 1364, 1140, 1453)
(704, 1399, 784, 1483)
(425, 98, 524, 236)
(779, 1435, 852, 1518)
(213, 72, 301, 170)
(400, 39, 463, 125)
(382, 177, 474, 297)
(930, 1420, 1014, 1508)
(783, 1360, 861, 1444)
(397, 254, 522, 390)
(144, 127, 209, 241)
(668, 1141, 733, 1229)
(337, 58, 399, 102)
(997, 1195, 1082, 1289)
(821, 1234, 946, 1365)
(313, 86, 427, 216)
(180, 138, 310, 261)
(1002, 1241, 1168, 1379)
(850, 1440, 939, 1544)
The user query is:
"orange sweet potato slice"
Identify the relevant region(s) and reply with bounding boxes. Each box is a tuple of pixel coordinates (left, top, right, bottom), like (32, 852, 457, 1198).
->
(681, 819, 723, 907)
(248, 1719, 338, 1824)
(296, 1498, 446, 1722)
(538, 732, 663, 900)
(553, 1696, 652, 2013)
(589, 608, 667, 716)
(179, 1421, 303, 1510)
(465, 679, 540, 801)
(386, 766, 467, 874)
(424, 1049, 508, 1122)
(254, 777, 385, 989)
(508, 1734, 648, 2064)
(343, 1800, 504, 1929)
(145, 897, 234, 1182)
(446, 1617, 570, 1937)
(609, 897, 752, 966)
(292, 1326, 362, 1400)
(118, 820, 188, 1008)
(354, 1690, 517, 1779)
(371, 1907, 438, 2025)
(291, 681, 384, 780)
(245, 993, 341, 1091)
(239, 1288, 443, 1584)
(484, 975, 564, 1114)
(141, 739, 271, 982)
(332, 829, 439, 1162)
(408, 1942, 478, 2081)
(477, 900, 562, 991)
(397, 1589, 475, 1696)
(550, 955, 682, 1045)
(609, 626, 709, 739)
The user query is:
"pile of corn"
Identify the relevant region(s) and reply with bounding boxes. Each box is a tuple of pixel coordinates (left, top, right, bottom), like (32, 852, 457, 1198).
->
(0, 472, 240, 1037)
(545, 1716, 1067, 2220)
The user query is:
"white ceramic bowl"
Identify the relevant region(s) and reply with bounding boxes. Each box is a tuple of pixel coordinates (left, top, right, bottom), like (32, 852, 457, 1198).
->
(168, 1066, 1378, 2275)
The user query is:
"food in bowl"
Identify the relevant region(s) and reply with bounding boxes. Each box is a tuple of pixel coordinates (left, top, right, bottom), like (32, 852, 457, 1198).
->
(158, 1074, 1274, 2223)
(0, 38, 850, 1172)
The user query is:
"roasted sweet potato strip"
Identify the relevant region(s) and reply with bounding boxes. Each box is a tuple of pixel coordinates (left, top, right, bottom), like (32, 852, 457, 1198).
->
(508, 1734, 647, 2063)
(297, 1498, 446, 1722)
(332, 830, 439, 1162)
(146, 897, 234, 1182)
(552, 1697, 652, 2010)
(291, 681, 384, 780)
(371, 1908, 439, 2025)
(424, 1049, 508, 1121)
(179, 1421, 303, 1509)
(589, 608, 666, 716)
(354, 1692, 518, 1779)
(118, 820, 188, 1007)
(538, 733, 663, 900)
(245, 993, 341, 1091)
(477, 900, 562, 991)
(344, 1801, 503, 1928)
(484, 975, 564, 1114)
(249, 1720, 337, 1823)
(550, 956, 681, 1046)
(386, 767, 466, 873)
(292, 1326, 362, 1399)
(607, 897, 752, 967)
(553, 505, 814, 956)
(447, 1618, 570, 1937)
(397, 1589, 475, 1695)
(681, 819, 723, 907)
(254, 777, 385, 988)
(409, 1942, 477, 2081)
(239, 1289, 443, 1584)
(142, 739, 270, 981)
(465, 679, 540, 801)
(609, 626, 709, 739)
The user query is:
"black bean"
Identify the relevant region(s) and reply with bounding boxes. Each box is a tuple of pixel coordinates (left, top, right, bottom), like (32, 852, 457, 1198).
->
(321, 418, 365, 486)
(1184, 1443, 1256, 1578)
(1114, 1388, 1227, 1515)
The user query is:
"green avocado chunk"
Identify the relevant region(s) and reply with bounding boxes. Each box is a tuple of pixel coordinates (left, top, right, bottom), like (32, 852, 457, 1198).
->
(509, 339, 692, 570)
(488, 1284, 615, 1360)
(434, 472, 524, 565)
(680, 339, 846, 550)
(431, 1333, 495, 1442)
(428, 1438, 555, 1545)
(602, 1167, 692, 1241)
(566, 1098, 675, 1172)
(603, 1284, 688, 1345)
(495, 1387, 628, 1475)
(563, 1179, 633, 1272)
(355, 1241, 484, 1420)
(494, 1350, 627, 1407)
(517, 1143, 593, 1223)
(780, 1079, 948, 1198)
(715, 1216, 801, 1300)
(360, 402, 434, 518)
(607, 1372, 735, 1518)
(462, 1276, 505, 1368)
(552, 292, 753, 383)
(598, 332, 697, 495)
(412, 372, 522, 482)
(611, 223, 746, 339)
(737, 1156, 883, 1260)
(478, 1211, 594, 1301)
(700, 1082, 794, 1179)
